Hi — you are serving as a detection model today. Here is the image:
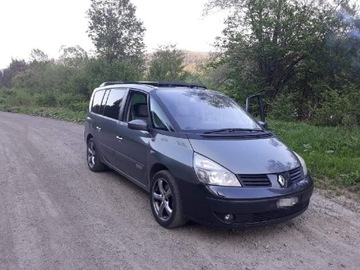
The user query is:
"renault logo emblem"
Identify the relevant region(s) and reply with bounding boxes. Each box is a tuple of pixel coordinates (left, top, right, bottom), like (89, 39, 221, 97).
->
(278, 175, 286, 187)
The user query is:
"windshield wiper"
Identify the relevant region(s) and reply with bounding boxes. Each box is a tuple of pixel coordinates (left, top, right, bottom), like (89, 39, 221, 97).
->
(203, 128, 264, 135)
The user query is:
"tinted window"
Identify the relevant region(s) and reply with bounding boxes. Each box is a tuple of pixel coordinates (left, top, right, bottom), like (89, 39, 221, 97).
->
(99, 90, 110, 115)
(156, 89, 261, 131)
(103, 88, 126, 119)
(150, 97, 174, 131)
(91, 90, 105, 114)
(125, 92, 148, 122)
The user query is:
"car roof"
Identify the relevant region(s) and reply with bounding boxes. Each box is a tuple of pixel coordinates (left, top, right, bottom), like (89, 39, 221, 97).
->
(96, 81, 207, 93)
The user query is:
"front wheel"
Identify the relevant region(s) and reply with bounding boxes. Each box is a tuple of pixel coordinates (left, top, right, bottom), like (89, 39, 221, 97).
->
(150, 170, 187, 228)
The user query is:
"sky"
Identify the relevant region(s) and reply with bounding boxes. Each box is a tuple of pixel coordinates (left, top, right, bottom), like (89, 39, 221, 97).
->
(0, 0, 226, 70)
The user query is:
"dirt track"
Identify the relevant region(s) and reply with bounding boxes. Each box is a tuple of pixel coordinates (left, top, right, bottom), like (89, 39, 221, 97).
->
(0, 112, 359, 270)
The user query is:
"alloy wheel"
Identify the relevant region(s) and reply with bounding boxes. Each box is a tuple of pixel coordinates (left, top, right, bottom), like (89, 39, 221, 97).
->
(152, 178, 173, 221)
(87, 141, 96, 169)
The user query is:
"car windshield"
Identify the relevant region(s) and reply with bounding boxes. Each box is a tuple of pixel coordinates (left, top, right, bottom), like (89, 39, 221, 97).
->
(156, 89, 261, 131)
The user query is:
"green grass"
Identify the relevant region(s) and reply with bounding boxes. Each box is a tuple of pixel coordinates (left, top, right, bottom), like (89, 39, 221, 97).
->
(269, 120, 360, 196)
(0, 105, 87, 123)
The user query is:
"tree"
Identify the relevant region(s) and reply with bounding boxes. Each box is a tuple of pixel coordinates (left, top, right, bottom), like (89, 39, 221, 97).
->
(0, 59, 28, 88)
(147, 45, 187, 81)
(82, 58, 144, 96)
(30, 49, 49, 63)
(87, 0, 145, 62)
(59, 45, 88, 68)
(206, 0, 360, 122)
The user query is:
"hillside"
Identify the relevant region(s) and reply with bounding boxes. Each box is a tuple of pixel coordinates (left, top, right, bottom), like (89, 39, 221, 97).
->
(146, 50, 210, 73)
(182, 51, 209, 73)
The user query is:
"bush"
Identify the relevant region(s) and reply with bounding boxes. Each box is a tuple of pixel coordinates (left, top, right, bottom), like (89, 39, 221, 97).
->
(34, 92, 57, 107)
(0, 88, 35, 107)
(268, 92, 297, 121)
(15, 90, 34, 106)
(67, 101, 88, 112)
(311, 89, 358, 127)
(57, 92, 87, 107)
(1, 88, 16, 97)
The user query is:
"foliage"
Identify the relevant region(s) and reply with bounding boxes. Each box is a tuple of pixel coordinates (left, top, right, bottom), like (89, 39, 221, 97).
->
(59, 45, 88, 68)
(34, 92, 58, 107)
(87, 0, 145, 62)
(206, 0, 360, 125)
(269, 119, 360, 193)
(0, 59, 28, 88)
(83, 58, 144, 92)
(30, 48, 49, 63)
(147, 45, 187, 81)
(1, 0, 359, 131)
(0, 88, 34, 107)
(311, 87, 358, 127)
(0, 104, 87, 123)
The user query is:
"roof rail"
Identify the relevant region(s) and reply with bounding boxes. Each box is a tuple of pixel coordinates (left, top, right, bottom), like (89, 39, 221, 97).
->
(99, 81, 124, 87)
(99, 81, 207, 89)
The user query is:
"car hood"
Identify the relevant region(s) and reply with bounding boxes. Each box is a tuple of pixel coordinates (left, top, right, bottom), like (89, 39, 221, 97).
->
(189, 137, 300, 174)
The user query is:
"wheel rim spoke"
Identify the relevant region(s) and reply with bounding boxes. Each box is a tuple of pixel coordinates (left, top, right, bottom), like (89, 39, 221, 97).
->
(152, 192, 162, 201)
(158, 201, 165, 217)
(164, 201, 172, 215)
(158, 179, 166, 195)
(87, 156, 91, 165)
(88, 147, 94, 156)
(164, 188, 172, 199)
(91, 156, 95, 166)
(87, 142, 96, 168)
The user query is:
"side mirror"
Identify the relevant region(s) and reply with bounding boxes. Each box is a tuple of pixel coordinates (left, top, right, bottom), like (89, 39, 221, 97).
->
(245, 94, 267, 126)
(258, 120, 268, 129)
(128, 119, 149, 131)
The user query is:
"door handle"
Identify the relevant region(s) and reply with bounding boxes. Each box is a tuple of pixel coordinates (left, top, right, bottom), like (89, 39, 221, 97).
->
(116, 136, 123, 142)
(96, 126, 101, 131)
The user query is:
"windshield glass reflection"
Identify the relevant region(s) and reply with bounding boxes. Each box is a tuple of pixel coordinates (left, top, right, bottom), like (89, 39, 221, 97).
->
(156, 89, 261, 131)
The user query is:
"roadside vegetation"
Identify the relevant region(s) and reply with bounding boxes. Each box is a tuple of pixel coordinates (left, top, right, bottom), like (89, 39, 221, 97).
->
(270, 120, 360, 196)
(0, 0, 359, 196)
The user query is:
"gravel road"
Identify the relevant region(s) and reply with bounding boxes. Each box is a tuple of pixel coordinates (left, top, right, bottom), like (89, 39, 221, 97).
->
(0, 112, 359, 270)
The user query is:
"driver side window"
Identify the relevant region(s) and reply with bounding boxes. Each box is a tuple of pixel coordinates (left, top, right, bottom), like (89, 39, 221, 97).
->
(125, 91, 149, 122)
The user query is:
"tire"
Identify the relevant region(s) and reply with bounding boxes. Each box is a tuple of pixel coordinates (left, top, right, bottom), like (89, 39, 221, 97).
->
(86, 138, 106, 172)
(150, 170, 188, 229)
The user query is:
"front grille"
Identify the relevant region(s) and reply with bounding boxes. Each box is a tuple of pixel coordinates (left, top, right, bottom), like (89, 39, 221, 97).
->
(234, 201, 309, 224)
(238, 174, 271, 187)
(237, 166, 304, 188)
(289, 166, 304, 183)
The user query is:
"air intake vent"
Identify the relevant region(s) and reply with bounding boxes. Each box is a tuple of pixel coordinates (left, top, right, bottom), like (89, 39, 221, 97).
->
(237, 174, 271, 187)
(289, 166, 304, 183)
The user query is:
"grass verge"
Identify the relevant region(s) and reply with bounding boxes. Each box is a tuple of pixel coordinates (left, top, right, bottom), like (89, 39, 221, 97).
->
(0, 105, 86, 123)
(269, 120, 360, 198)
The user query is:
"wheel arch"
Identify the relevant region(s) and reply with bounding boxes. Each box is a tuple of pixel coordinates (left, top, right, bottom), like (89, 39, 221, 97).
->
(86, 134, 93, 143)
(149, 163, 169, 185)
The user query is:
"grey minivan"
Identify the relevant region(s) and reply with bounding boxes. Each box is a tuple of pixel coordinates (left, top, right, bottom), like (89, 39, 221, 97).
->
(84, 81, 313, 228)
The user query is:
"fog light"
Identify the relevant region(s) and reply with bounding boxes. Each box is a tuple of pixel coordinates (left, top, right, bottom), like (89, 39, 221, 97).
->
(224, 214, 234, 222)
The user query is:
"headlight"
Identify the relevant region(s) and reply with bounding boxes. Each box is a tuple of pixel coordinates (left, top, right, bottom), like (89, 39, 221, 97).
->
(294, 152, 308, 176)
(193, 153, 241, 186)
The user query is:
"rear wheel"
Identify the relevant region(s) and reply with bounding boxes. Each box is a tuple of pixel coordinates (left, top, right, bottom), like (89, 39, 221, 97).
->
(86, 138, 106, 172)
(150, 170, 187, 228)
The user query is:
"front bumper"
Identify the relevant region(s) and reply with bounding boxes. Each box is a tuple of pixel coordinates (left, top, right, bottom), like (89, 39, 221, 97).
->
(181, 175, 314, 228)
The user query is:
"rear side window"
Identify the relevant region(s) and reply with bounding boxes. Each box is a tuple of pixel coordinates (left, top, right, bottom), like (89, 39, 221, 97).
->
(91, 90, 105, 114)
(103, 88, 126, 120)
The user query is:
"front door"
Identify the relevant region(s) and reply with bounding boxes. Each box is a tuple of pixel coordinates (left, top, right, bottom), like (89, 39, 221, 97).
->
(112, 90, 151, 187)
